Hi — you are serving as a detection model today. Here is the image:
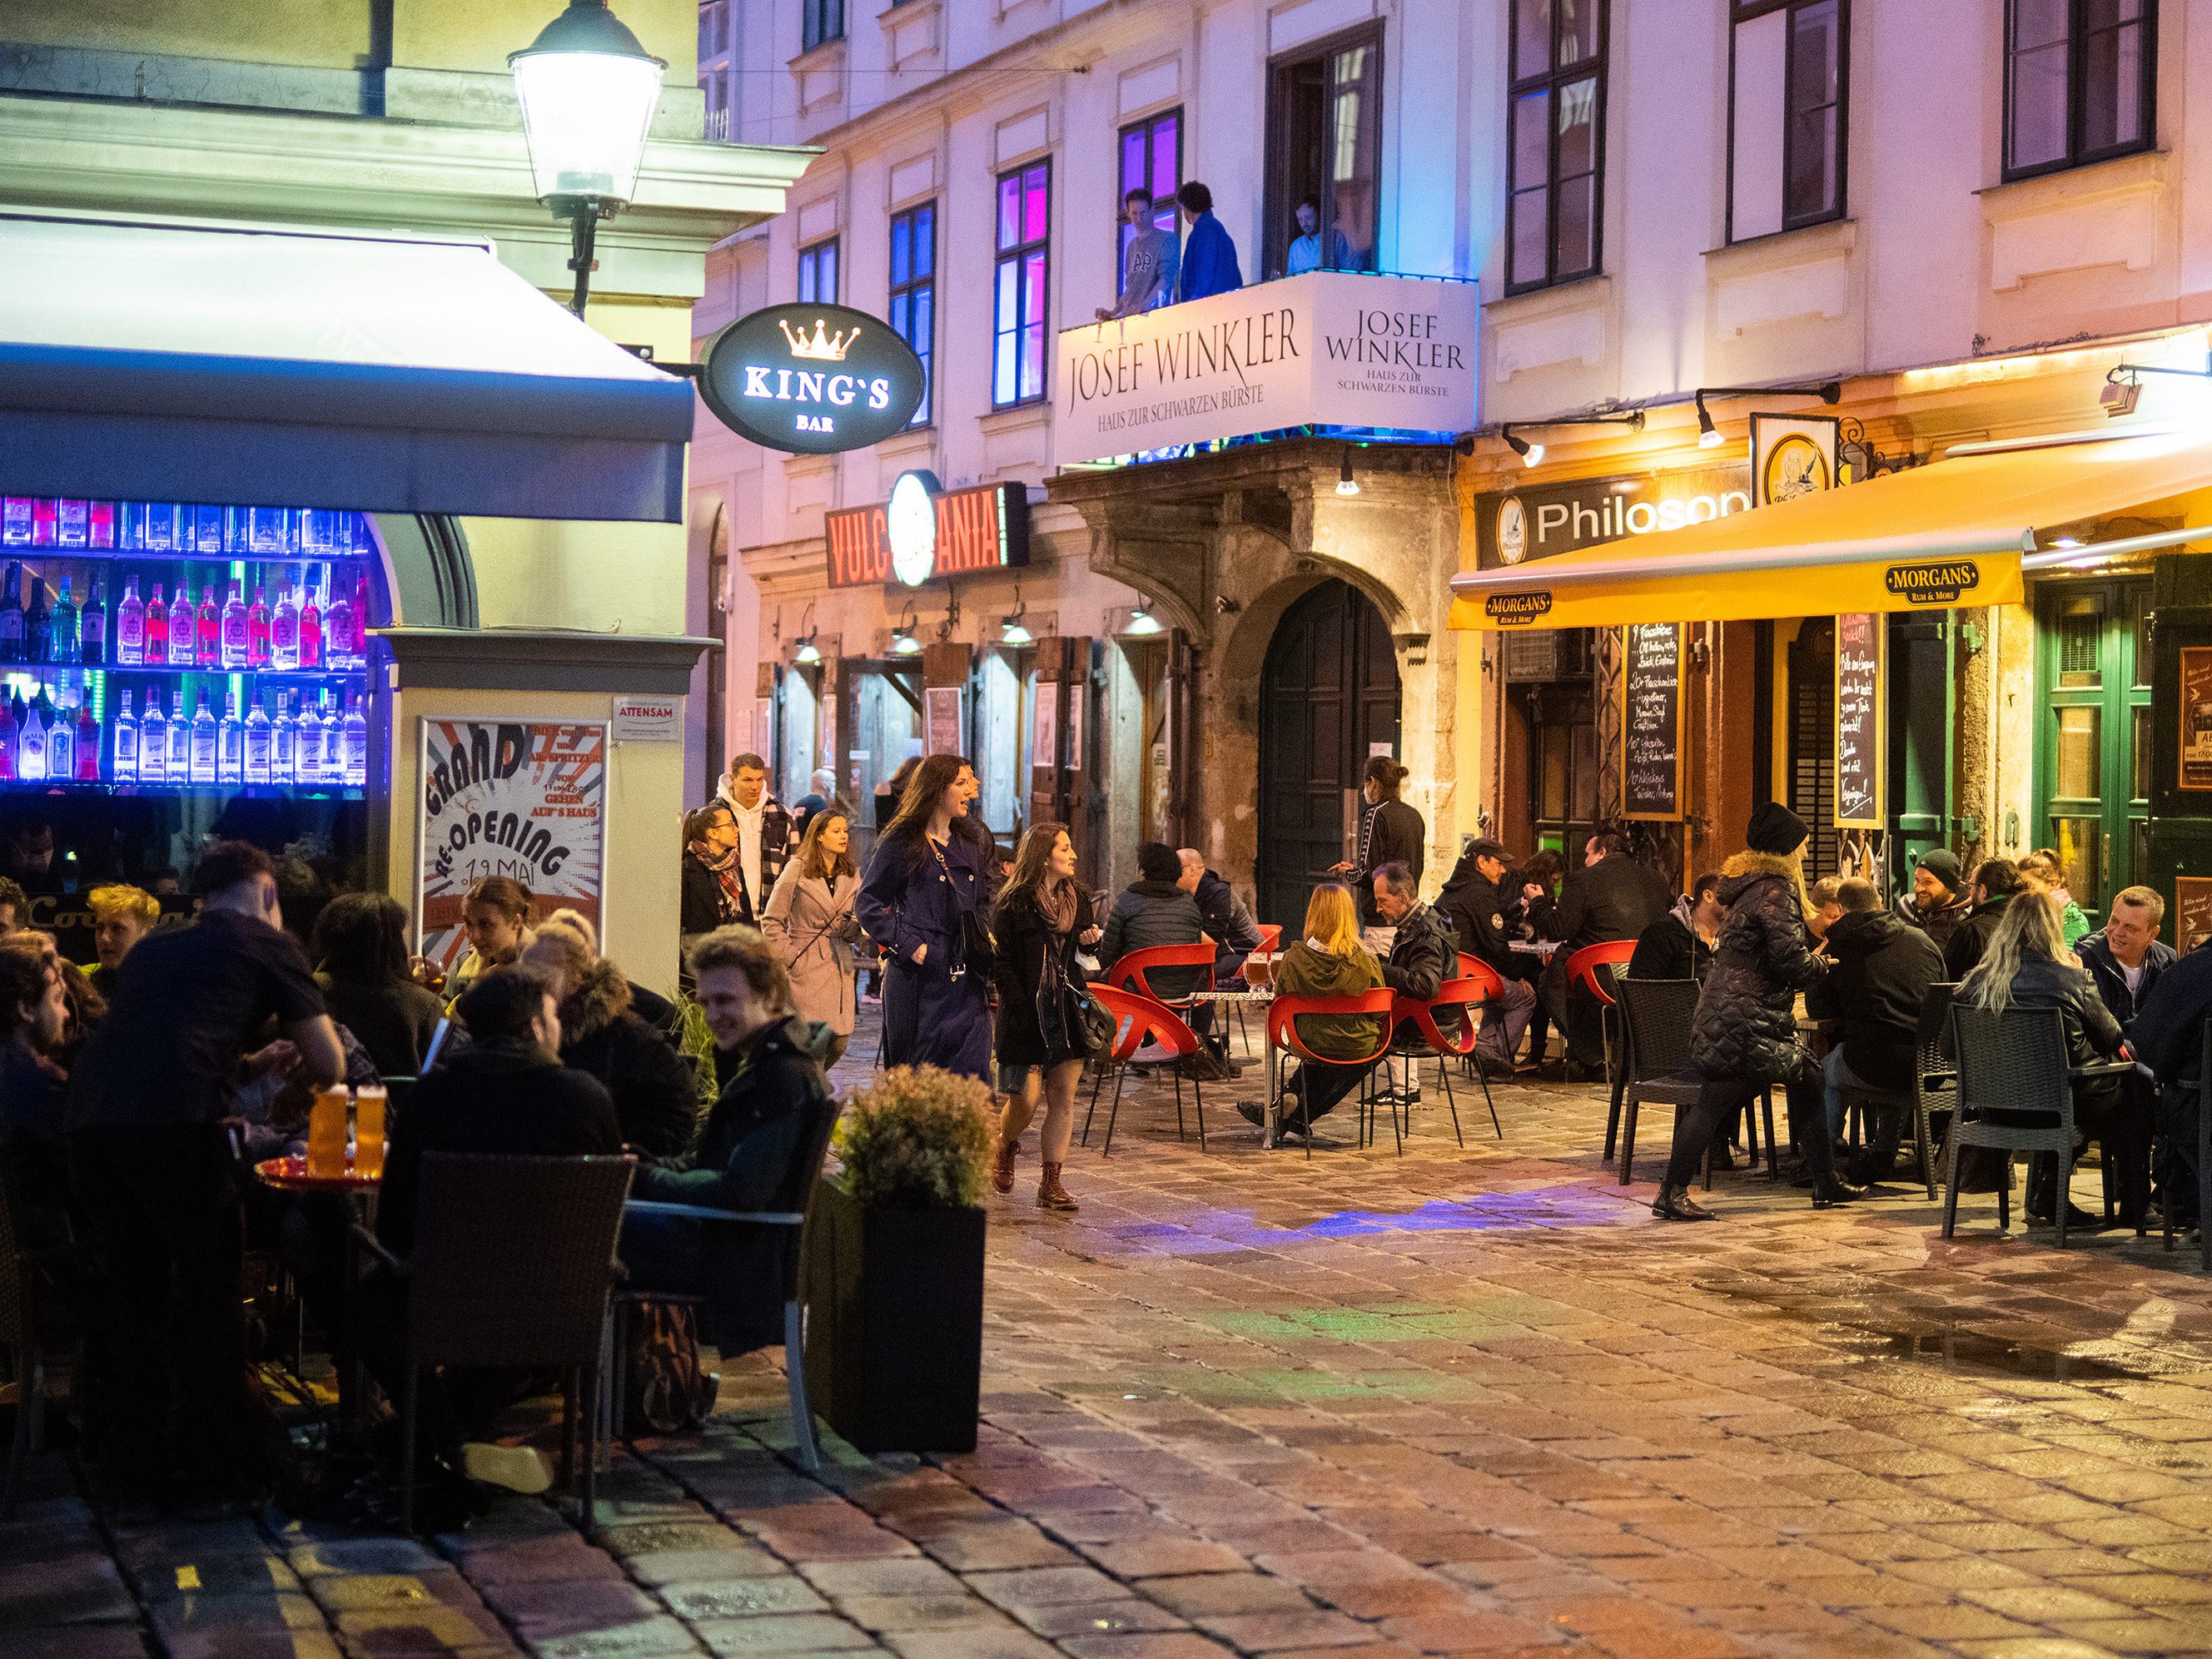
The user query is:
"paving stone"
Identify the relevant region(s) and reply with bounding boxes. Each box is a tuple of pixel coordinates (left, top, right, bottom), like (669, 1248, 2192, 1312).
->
(659, 1577, 831, 1620)
(690, 1613, 883, 1654)
(527, 1613, 705, 1658)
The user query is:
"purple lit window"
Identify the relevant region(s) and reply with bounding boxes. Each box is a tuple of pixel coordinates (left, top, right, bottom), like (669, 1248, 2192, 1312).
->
(993, 161, 1051, 408)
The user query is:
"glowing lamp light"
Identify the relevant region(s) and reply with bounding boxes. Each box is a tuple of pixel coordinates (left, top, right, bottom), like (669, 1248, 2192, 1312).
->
(1336, 449, 1361, 497)
(889, 627, 922, 656)
(1126, 603, 1165, 637)
(1504, 430, 1544, 468)
(1000, 615, 1034, 645)
(793, 635, 823, 664)
(1696, 395, 1725, 448)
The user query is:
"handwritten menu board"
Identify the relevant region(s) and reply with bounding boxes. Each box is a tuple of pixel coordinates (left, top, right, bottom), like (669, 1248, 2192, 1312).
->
(1622, 622, 1685, 822)
(1835, 612, 1885, 828)
(2180, 648, 2212, 791)
(2176, 878, 2212, 951)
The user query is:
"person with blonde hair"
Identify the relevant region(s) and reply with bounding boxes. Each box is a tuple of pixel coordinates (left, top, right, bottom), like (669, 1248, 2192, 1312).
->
(520, 916, 697, 1157)
(87, 882, 161, 1000)
(1236, 882, 1384, 1142)
(2017, 848, 2090, 947)
(763, 806, 862, 1067)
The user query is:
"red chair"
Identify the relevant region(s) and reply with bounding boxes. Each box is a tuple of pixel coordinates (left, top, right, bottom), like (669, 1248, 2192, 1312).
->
(1106, 942, 1217, 1007)
(1562, 939, 1637, 1144)
(1265, 989, 1396, 1158)
(1392, 977, 1501, 1145)
(1081, 984, 1211, 1155)
(1256, 925, 1285, 954)
(1456, 951, 1506, 1000)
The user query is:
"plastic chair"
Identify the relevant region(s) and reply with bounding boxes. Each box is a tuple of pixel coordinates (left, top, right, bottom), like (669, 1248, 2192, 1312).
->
(2165, 1023, 2212, 1268)
(1842, 982, 1956, 1198)
(611, 1091, 841, 1470)
(1391, 976, 1497, 1144)
(1611, 978, 1707, 1186)
(354, 1153, 634, 1534)
(1566, 940, 1638, 1138)
(1228, 926, 1288, 1056)
(1081, 983, 1210, 1155)
(1266, 989, 1396, 1158)
(1106, 941, 1217, 1006)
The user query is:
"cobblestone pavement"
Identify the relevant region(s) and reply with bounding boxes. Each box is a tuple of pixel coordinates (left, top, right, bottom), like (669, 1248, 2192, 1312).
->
(11, 1016, 2212, 1659)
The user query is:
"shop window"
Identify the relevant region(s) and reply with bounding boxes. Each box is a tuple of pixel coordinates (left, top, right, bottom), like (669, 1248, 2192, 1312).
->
(2004, 0, 2154, 181)
(888, 202, 935, 428)
(1264, 28, 1381, 279)
(992, 161, 1051, 410)
(1727, 0, 1847, 241)
(1505, 0, 1606, 293)
(797, 237, 839, 306)
(1117, 109, 1182, 292)
(803, 0, 844, 51)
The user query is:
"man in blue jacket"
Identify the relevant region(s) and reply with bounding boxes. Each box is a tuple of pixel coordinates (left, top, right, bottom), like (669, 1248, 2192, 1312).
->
(1175, 181, 1242, 303)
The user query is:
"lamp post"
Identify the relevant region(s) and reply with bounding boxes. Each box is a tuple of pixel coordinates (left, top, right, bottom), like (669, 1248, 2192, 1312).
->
(510, 0, 667, 316)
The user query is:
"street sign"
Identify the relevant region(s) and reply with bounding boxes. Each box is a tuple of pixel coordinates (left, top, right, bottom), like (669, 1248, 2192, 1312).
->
(698, 301, 926, 455)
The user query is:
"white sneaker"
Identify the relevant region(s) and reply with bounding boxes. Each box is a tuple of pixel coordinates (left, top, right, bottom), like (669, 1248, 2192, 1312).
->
(461, 1442, 551, 1494)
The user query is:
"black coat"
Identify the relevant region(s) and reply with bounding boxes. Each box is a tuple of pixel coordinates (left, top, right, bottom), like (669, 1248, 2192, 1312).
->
(1805, 907, 1945, 1092)
(1097, 881, 1208, 994)
(1355, 799, 1425, 923)
(682, 852, 743, 936)
(1379, 902, 1457, 1003)
(1943, 894, 2011, 981)
(1896, 889, 1973, 955)
(1628, 900, 1713, 984)
(1439, 855, 1512, 976)
(1689, 852, 1827, 1083)
(991, 885, 1097, 1067)
(316, 973, 445, 1078)
(2129, 943, 2212, 1084)
(559, 961, 700, 1159)
(1957, 956, 2125, 1070)
(1191, 871, 1262, 976)
(2075, 929, 2175, 1030)
(1555, 854, 1673, 952)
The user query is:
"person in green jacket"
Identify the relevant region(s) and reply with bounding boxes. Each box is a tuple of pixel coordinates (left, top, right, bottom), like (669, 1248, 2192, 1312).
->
(2020, 849, 2090, 947)
(1239, 883, 1384, 1140)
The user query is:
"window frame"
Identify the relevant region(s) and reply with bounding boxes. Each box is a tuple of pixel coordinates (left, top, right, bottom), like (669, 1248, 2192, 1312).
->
(1725, 0, 1851, 243)
(1115, 107, 1183, 299)
(1504, 0, 1611, 296)
(2001, 0, 2158, 181)
(797, 236, 839, 306)
(887, 201, 936, 430)
(1262, 23, 1385, 281)
(802, 0, 845, 52)
(992, 159, 1052, 411)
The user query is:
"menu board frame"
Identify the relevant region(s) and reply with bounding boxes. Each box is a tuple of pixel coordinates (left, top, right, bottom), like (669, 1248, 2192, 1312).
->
(1620, 621, 1686, 823)
(2175, 876, 2212, 951)
(1834, 611, 1886, 828)
(2180, 647, 2212, 792)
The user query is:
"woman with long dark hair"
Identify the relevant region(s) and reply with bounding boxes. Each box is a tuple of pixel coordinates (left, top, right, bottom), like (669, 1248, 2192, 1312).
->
(312, 892, 445, 1077)
(856, 753, 993, 1080)
(990, 823, 1101, 1210)
(763, 806, 862, 1066)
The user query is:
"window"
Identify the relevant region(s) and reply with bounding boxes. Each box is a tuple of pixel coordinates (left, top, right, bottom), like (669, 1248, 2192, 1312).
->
(2005, 0, 2155, 179)
(992, 161, 1050, 409)
(797, 237, 838, 305)
(1728, 1, 1847, 240)
(803, 0, 844, 52)
(1265, 28, 1382, 279)
(888, 202, 936, 427)
(1505, 0, 1607, 293)
(1117, 109, 1181, 296)
(698, 1, 728, 62)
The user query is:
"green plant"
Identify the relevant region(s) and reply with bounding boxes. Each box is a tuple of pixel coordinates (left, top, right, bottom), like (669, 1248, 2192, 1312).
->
(833, 1065, 992, 1209)
(672, 993, 719, 1130)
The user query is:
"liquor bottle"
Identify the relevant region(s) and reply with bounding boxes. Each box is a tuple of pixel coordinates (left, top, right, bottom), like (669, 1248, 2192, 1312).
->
(29, 501, 57, 548)
(192, 504, 224, 554)
(189, 691, 217, 784)
(79, 578, 105, 665)
(57, 500, 88, 549)
(17, 693, 46, 782)
(244, 693, 271, 784)
(0, 563, 22, 664)
(217, 688, 242, 785)
(325, 574, 353, 672)
(271, 582, 299, 672)
(340, 692, 368, 787)
(24, 579, 50, 666)
(142, 502, 178, 553)
(196, 585, 218, 668)
(0, 499, 27, 547)
(167, 688, 190, 781)
(296, 691, 324, 785)
(247, 506, 288, 555)
(87, 502, 115, 550)
(116, 577, 144, 667)
(167, 584, 194, 668)
(352, 572, 371, 663)
(138, 692, 166, 785)
(47, 577, 77, 664)
(247, 586, 271, 668)
(299, 575, 323, 671)
(113, 689, 137, 784)
(75, 700, 98, 781)
(0, 698, 15, 781)
(271, 690, 296, 785)
(46, 693, 73, 784)
(221, 582, 248, 670)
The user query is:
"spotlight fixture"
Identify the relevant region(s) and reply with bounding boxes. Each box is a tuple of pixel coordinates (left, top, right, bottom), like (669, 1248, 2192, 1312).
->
(1691, 381, 1842, 450)
(1695, 395, 1724, 449)
(1504, 429, 1545, 468)
(1499, 410, 1642, 469)
(793, 633, 822, 665)
(889, 627, 922, 656)
(1126, 599, 1165, 637)
(1336, 448, 1361, 497)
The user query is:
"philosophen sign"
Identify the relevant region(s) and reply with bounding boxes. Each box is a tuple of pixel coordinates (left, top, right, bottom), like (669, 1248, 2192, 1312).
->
(698, 301, 927, 455)
(1051, 271, 1479, 466)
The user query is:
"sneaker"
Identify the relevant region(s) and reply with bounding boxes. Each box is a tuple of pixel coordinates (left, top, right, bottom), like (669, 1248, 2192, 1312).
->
(461, 1443, 551, 1495)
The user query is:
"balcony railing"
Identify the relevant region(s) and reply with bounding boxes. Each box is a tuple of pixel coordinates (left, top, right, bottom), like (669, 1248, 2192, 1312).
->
(703, 106, 731, 142)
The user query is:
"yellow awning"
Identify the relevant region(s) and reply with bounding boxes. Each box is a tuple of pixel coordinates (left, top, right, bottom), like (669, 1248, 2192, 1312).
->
(1450, 426, 2212, 630)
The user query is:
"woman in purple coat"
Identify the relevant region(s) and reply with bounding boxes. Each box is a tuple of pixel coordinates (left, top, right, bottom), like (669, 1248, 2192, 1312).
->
(856, 753, 994, 1082)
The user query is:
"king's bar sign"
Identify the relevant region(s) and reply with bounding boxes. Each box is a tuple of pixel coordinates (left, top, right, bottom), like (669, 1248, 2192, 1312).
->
(699, 301, 927, 456)
(1051, 271, 1479, 467)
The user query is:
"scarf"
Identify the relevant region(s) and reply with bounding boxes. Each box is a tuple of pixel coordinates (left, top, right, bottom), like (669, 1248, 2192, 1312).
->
(690, 838, 748, 921)
(1034, 874, 1079, 933)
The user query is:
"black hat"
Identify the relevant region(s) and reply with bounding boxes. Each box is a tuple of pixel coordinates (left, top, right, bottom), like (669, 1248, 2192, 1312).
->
(1746, 802, 1809, 856)
(1914, 847, 1963, 890)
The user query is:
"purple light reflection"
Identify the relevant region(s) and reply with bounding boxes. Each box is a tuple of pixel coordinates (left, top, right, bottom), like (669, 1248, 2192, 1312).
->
(1105, 1185, 1644, 1256)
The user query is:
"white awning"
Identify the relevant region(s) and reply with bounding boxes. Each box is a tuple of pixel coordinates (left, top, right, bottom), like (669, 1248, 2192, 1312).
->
(0, 212, 693, 522)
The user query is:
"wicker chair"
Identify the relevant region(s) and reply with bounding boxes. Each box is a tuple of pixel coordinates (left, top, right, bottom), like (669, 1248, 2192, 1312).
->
(355, 1152, 634, 1534)
(613, 1092, 843, 1469)
(1612, 977, 1774, 1189)
(0, 1177, 80, 1520)
(1838, 984, 1957, 1200)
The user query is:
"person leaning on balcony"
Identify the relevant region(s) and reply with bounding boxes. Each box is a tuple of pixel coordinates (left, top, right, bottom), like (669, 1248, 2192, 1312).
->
(1175, 181, 1242, 303)
(1285, 198, 1353, 276)
(1096, 187, 1181, 321)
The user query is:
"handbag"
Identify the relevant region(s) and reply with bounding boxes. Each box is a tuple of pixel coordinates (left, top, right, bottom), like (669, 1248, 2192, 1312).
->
(624, 1299, 719, 1435)
(1073, 986, 1116, 1054)
(927, 837, 997, 975)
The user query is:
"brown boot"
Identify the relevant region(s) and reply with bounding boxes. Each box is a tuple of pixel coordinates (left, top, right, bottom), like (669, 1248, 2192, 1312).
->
(1036, 1161, 1078, 1211)
(992, 1126, 1019, 1195)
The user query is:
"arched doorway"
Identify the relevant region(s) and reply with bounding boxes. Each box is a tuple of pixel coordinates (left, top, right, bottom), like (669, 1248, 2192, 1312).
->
(1257, 578, 1401, 927)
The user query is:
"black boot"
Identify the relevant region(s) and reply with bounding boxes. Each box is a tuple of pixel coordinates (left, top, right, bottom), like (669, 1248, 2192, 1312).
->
(1811, 1175, 1864, 1209)
(1652, 1182, 1716, 1222)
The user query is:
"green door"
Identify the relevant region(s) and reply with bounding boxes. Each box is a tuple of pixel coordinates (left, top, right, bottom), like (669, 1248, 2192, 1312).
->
(2036, 579, 2152, 918)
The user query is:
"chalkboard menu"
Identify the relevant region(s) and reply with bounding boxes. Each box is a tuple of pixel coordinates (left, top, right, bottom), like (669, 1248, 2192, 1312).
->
(2178, 877, 2212, 951)
(1835, 612, 1884, 828)
(1622, 622, 1685, 822)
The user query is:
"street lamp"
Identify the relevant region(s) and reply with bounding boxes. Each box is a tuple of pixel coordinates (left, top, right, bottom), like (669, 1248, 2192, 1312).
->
(510, 0, 667, 316)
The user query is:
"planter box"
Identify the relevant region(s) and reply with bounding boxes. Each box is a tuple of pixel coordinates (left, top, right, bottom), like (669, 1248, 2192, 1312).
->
(803, 1174, 985, 1454)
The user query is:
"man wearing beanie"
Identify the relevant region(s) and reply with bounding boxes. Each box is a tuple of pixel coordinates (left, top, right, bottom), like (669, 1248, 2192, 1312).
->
(1656, 802, 1853, 1219)
(1895, 847, 1971, 954)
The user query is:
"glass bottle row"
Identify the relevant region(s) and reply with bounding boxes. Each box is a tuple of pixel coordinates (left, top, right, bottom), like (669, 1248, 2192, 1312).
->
(1, 499, 373, 559)
(0, 681, 369, 789)
(0, 559, 370, 672)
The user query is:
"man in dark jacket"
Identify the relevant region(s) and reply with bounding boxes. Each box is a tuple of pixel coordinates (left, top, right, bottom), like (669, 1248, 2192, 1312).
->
(1628, 872, 1722, 983)
(2126, 940, 2212, 1230)
(1178, 848, 1263, 984)
(1099, 842, 1211, 996)
(1896, 847, 1973, 953)
(2076, 886, 2175, 1030)
(1439, 837, 1536, 1072)
(1538, 830, 1673, 1075)
(1942, 857, 2021, 980)
(1372, 864, 1459, 1101)
(1807, 878, 1944, 1185)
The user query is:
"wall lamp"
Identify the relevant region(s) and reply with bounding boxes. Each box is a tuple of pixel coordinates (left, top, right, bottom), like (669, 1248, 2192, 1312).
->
(1336, 447, 1361, 496)
(1499, 409, 1646, 469)
(1693, 380, 1842, 449)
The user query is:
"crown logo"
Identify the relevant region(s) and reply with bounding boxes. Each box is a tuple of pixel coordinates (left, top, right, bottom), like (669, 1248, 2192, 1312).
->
(779, 317, 860, 362)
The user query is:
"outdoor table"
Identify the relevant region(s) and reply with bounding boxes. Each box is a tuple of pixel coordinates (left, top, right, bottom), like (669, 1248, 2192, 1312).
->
(1190, 988, 1281, 1145)
(254, 1155, 380, 1433)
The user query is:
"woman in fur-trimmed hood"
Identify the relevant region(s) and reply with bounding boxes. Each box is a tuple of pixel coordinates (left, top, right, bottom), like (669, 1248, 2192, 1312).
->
(521, 924, 703, 1160)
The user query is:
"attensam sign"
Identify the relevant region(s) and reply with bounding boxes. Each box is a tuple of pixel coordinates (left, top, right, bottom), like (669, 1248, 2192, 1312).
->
(1052, 271, 1478, 466)
(699, 301, 927, 455)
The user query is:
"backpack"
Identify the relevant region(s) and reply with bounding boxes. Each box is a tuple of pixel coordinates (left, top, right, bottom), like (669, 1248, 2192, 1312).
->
(624, 1299, 719, 1435)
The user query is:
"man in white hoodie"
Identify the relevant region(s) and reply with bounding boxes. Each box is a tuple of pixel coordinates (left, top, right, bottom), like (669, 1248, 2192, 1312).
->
(715, 753, 793, 927)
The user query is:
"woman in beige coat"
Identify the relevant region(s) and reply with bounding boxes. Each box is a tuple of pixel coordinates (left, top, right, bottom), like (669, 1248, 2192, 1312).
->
(762, 806, 862, 1065)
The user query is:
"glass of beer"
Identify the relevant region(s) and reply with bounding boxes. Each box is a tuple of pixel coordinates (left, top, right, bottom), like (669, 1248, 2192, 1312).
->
(307, 1086, 350, 1178)
(353, 1085, 387, 1180)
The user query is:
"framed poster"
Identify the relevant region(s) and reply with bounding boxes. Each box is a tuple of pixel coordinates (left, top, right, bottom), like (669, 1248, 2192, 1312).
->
(924, 685, 963, 757)
(2180, 647, 2212, 792)
(2176, 877, 2212, 951)
(416, 718, 608, 973)
(1751, 412, 1841, 508)
(1835, 612, 1885, 827)
(1621, 621, 1686, 822)
(1031, 688, 1057, 770)
(1066, 683, 1085, 771)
